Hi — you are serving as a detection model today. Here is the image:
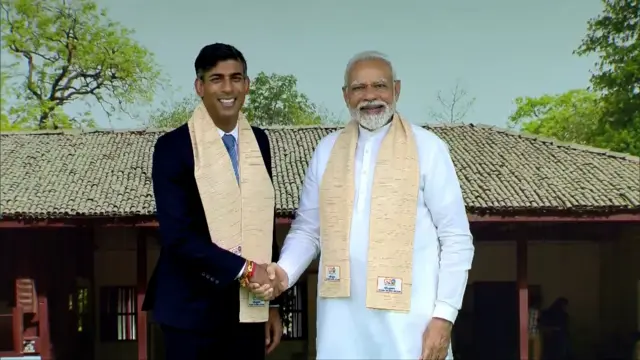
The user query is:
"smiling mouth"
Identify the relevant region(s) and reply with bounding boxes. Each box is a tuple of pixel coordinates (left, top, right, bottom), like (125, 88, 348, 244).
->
(219, 98, 236, 108)
(360, 104, 385, 113)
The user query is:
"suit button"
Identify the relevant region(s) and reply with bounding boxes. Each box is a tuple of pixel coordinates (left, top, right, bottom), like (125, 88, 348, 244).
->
(215, 280, 219, 284)
(201, 272, 206, 276)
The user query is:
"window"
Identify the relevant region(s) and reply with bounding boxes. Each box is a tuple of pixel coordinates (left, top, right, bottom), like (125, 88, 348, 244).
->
(281, 281, 307, 340)
(99, 286, 137, 341)
(69, 287, 90, 332)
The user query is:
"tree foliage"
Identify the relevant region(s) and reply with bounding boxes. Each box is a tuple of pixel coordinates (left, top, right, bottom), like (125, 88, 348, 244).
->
(147, 95, 200, 129)
(0, 69, 14, 130)
(574, 0, 639, 133)
(148, 72, 340, 129)
(510, 0, 640, 156)
(244, 72, 325, 126)
(0, 0, 162, 130)
(509, 89, 640, 155)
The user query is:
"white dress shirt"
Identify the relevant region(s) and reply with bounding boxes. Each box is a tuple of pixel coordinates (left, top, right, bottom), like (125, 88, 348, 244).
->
(278, 122, 474, 359)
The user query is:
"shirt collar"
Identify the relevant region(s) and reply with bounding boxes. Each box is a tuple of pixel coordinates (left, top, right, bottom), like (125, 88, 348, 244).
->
(217, 123, 239, 140)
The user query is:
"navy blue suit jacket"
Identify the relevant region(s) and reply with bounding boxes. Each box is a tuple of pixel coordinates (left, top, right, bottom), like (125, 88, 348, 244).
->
(142, 123, 281, 331)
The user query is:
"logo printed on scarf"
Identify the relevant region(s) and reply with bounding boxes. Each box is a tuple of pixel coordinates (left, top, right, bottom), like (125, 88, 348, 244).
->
(248, 292, 266, 307)
(230, 245, 242, 256)
(324, 266, 340, 281)
(376, 277, 402, 294)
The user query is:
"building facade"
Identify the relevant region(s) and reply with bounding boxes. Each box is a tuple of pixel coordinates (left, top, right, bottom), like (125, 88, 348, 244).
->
(1, 124, 639, 359)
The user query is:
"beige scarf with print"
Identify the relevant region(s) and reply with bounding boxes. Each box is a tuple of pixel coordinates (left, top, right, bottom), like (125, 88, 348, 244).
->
(187, 102, 274, 322)
(319, 114, 419, 312)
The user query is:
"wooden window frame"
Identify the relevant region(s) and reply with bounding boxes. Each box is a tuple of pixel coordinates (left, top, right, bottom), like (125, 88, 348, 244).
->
(99, 286, 137, 342)
(281, 280, 308, 341)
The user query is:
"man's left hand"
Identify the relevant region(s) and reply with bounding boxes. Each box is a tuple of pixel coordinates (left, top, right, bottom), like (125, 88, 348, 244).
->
(420, 317, 453, 360)
(265, 307, 283, 354)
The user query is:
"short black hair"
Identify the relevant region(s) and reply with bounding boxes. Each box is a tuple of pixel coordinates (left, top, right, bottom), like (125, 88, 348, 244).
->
(194, 43, 247, 78)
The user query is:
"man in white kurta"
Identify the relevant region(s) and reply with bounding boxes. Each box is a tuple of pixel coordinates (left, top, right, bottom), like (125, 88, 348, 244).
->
(255, 51, 474, 359)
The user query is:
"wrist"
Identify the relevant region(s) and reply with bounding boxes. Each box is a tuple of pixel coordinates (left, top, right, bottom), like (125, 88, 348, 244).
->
(432, 301, 458, 324)
(238, 260, 255, 287)
(431, 317, 453, 330)
(276, 261, 292, 290)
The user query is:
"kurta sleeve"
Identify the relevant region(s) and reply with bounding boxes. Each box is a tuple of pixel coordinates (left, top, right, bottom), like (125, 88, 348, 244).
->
(277, 147, 322, 288)
(423, 138, 474, 323)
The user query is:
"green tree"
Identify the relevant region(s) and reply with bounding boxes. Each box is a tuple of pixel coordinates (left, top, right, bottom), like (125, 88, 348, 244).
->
(510, 0, 640, 156)
(574, 0, 639, 130)
(0, 0, 162, 130)
(1, 69, 12, 130)
(244, 72, 324, 126)
(148, 72, 341, 128)
(147, 95, 200, 128)
(509, 89, 640, 155)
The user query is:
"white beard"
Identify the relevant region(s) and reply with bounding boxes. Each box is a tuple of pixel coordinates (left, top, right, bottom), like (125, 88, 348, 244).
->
(349, 100, 395, 131)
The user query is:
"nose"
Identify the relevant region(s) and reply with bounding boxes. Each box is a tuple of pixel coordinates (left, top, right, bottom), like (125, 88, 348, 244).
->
(362, 85, 381, 102)
(362, 90, 378, 102)
(221, 78, 233, 93)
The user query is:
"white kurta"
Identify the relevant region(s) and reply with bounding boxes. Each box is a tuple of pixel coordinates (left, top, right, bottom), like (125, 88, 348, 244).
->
(278, 122, 474, 359)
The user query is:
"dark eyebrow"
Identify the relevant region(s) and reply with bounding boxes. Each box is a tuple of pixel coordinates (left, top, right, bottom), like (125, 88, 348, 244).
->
(208, 72, 244, 79)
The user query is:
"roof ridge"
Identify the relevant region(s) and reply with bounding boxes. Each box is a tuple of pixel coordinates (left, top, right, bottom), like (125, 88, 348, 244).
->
(0, 128, 170, 135)
(262, 124, 343, 129)
(422, 122, 639, 162)
(469, 124, 640, 162)
(423, 122, 473, 128)
(0, 125, 344, 134)
(2, 123, 638, 162)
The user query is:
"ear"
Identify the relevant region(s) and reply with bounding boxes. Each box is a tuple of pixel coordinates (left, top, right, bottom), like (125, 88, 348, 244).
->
(394, 80, 401, 101)
(342, 86, 349, 107)
(244, 77, 250, 95)
(194, 77, 204, 97)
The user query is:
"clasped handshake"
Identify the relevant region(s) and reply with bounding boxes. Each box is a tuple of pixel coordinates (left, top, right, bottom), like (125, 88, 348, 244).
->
(241, 262, 289, 300)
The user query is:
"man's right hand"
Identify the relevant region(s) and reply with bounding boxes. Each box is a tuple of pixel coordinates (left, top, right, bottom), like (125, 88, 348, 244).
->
(249, 263, 289, 300)
(249, 262, 276, 286)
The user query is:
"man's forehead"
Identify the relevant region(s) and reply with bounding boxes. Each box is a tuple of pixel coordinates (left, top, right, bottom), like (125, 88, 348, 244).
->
(348, 59, 393, 82)
(206, 60, 244, 76)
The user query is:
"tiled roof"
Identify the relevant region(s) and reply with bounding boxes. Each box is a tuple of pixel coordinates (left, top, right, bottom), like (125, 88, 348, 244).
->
(1, 124, 638, 220)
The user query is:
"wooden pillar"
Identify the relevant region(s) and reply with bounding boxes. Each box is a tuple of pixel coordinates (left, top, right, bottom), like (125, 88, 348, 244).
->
(16, 278, 37, 352)
(38, 295, 51, 360)
(136, 230, 148, 360)
(12, 306, 22, 354)
(517, 239, 529, 360)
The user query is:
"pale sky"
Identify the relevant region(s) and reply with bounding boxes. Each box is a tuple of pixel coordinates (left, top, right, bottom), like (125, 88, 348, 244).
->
(10, 0, 605, 129)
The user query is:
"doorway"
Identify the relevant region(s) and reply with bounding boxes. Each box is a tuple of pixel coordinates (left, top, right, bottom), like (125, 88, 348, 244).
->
(470, 281, 520, 359)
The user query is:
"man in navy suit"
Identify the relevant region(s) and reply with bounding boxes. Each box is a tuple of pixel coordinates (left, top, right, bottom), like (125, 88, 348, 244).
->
(142, 43, 283, 359)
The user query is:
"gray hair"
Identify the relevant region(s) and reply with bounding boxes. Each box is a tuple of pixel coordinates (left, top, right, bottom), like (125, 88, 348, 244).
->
(343, 51, 397, 87)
